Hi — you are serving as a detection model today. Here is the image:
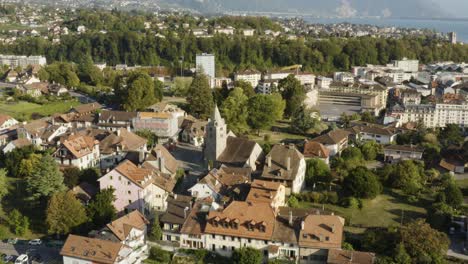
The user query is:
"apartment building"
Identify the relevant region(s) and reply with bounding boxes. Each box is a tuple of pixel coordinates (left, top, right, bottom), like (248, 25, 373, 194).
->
(0, 54, 46, 67)
(234, 69, 262, 88)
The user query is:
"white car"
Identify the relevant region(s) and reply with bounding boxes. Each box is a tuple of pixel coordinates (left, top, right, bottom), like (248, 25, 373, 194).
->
(28, 239, 42, 246)
(14, 254, 28, 264)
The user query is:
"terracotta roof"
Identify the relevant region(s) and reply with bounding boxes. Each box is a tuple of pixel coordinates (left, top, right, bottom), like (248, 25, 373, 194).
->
(180, 201, 207, 236)
(113, 160, 154, 188)
(106, 210, 149, 241)
(440, 158, 466, 172)
(11, 138, 32, 148)
(217, 136, 259, 167)
(327, 249, 375, 264)
(205, 201, 276, 240)
(138, 112, 171, 119)
(303, 141, 330, 159)
(20, 119, 49, 135)
(98, 110, 137, 123)
(0, 114, 13, 126)
(61, 134, 98, 159)
(246, 180, 283, 204)
(60, 235, 125, 264)
(349, 124, 396, 137)
(71, 103, 102, 114)
(100, 129, 147, 155)
(298, 215, 344, 249)
(262, 144, 304, 181)
(160, 195, 192, 225)
(311, 129, 351, 145)
(72, 182, 98, 202)
(24, 82, 49, 93)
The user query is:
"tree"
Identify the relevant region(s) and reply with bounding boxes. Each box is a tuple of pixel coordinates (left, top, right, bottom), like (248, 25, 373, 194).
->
(17, 153, 41, 178)
(233, 80, 255, 97)
(270, 93, 286, 121)
(290, 105, 318, 134)
(279, 75, 305, 117)
(148, 246, 171, 263)
(400, 219, 449, 263)
(171, 77, 192, 96)
(305, 158, 331, 187)
(80, 168, 101, 186)
(150, 214, 162, 241)
(46, 191, 88, 236)
(114, 71, 158, 111)
(444, 183, 463, 209)
(154, 79, 164, 102)
(341, 147, 364, 163)
(8, 209, 29, 236)
(360, 111, 377, 123)
(63, 167, 81, 188)
(232, 247, 263, 264)
(393, 243, 411, 264)
(25, 154, 66, 201)
(87, 188, 117, 228)
(77, 56, 103, 86)
(438, 124, 463, 147)
(360, 141, 382, 161)
(389, 160, 425, 195)
(186, 73, 214, 119)
(287, 196, 299, 208)
(135, 129, 158, 147)
(247, 94, 278, 133)
(43, 62, 80, 88)
(343, 167, 382, 199)
(221, 88, 249, 134)
(0, 169, 8, 201)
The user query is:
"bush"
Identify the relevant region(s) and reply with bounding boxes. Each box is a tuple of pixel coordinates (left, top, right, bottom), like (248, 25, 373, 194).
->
(148, 246, 171, 263)
(287, 196, 299, 208)
(342, 197, 359, 209)
(326, 192, 339, 204)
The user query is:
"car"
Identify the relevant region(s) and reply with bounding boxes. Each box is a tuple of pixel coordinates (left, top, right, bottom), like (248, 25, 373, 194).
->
(28, 239, 42, 246)
(7, 238, 18, 244)
(14, 254, 28, 264)
(3, 255, 15, 262)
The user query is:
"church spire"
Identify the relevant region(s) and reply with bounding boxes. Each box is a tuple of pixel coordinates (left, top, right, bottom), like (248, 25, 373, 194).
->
(213, 105, 222, 122)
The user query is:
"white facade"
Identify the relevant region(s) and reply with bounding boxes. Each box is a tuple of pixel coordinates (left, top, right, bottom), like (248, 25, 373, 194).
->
(393, 58, 419, 72)
(295, 74, 316, 85)
(0, 116, 18, 131)
(188, 183, 220, 201)
(0, 55, 46, 67)
(394, 103, 468, 128)
(316, 76, 332, 89)
(292, 158, 306, 194)
(235, 72, 262, 88)
(196, 54, 215, 79)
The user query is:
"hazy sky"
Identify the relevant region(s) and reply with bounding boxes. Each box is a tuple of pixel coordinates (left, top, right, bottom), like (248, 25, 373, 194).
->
(438, 0, 468, 17)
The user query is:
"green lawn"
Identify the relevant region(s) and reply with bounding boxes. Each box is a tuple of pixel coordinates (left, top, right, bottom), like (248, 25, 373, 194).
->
(0, 100, 81, 121)
(248, 120, 327, 145)
(298, 189, 428, 232)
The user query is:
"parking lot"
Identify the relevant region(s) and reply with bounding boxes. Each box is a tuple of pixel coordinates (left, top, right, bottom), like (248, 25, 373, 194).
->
(0, 240, 62, 263)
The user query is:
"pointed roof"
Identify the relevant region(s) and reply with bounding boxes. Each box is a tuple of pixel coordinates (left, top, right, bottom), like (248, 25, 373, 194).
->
(213, 105, 222, 122)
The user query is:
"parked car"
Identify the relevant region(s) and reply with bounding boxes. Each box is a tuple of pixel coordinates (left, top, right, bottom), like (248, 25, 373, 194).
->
(7, 238, 18, 244)
(3, 255, 15, 262)
(28, 239, 42, 246)
(14, 254, 28, 264)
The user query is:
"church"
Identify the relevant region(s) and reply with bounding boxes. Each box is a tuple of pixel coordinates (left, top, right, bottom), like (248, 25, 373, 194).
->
(203, 106, 263, 171)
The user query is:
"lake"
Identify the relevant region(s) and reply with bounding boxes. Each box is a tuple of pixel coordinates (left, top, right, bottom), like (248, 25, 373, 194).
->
(304, 17, 468, 43)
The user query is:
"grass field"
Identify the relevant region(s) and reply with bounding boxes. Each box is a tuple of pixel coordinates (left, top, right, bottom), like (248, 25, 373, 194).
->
(298, 189, 429, 232)
(0, 100, 81, 121)
(248, 120, 328, 145)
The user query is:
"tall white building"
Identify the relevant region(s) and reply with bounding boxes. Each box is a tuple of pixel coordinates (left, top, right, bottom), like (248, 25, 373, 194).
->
(196, 53, 215, 79)
(234, 69, 262, 88)
(0, 55, 46, 67)
(449, 32, 457, 44)
(389, 103, 468, 128)
(392, 58, 419, 73)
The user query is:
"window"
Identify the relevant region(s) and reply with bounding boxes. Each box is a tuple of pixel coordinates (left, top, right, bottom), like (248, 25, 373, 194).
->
(128, 191, 131, 194)
(128, 200, 132, 204)
(110, 176, 113, 180)
(128, 181, 131, 185)
(212, 234, 215, 239)
(118, 176, 121, 181)
(222, 245, 226, 250)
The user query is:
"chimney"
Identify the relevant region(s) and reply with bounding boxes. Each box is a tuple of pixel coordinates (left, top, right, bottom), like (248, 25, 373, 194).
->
(286, 157, 291, 171)
(288, 210, 293, 226)
(267, 155, 271, 167)
(116, 129, 121, 137)
(301, 220, 305, 230)
(184, 207, 189, 219)
(139, 149, 145, 163)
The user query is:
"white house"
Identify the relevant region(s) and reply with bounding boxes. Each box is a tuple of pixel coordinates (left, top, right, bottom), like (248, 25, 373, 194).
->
(54, 134, 100, 169)
(234, 69, 262, 88)
(0, 114, 18, 131)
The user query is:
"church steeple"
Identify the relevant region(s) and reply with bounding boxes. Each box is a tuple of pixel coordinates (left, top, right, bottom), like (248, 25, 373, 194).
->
(213, 105, 222, 122)
(204, 105, 227, 168)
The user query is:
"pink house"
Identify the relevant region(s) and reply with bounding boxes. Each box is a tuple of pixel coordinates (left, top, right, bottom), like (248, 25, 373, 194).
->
(98, 160, 175, 216)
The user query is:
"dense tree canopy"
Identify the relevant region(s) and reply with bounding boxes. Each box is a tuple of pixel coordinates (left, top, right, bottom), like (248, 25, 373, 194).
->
(46, 191, 88, 235)
(87, 188, 117, 228)
(305, 158, 331, 187)
(221, 88, 249, 134)
(279, 75, 305, 118)
(343, 166, 382, 199)
(232, 247, 263, 264)
(25, 154, 66, 202)
(290, 105, 319, 134)
(114, 71, 160, 111)
(186, 73, 214, 119)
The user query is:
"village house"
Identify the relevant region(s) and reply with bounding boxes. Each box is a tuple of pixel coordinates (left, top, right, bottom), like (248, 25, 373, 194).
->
(246, 180, 286, 210)
(54, 134, 100, 169)
(234, 69, 262, 88)
(260, 144, 306, 195)
(99, 128, 147, 170)
(0, 114, 18, 131)
(180, 117, 207, 147)
(348, 124, 397, 144)
(72, 182, 98, 205)
(2, 138, 32, 154)
(160, 195, 193, 243)
(16, 118, 50, 146)
(97, 111, 138, 131)
(302, 141, 331, 165)
(132, 112, 179, 143)
(143, 144, 179, 177)
(99, 160, 175, 215)
(383, 145, 424, 163)
(310, 129, 351, 157)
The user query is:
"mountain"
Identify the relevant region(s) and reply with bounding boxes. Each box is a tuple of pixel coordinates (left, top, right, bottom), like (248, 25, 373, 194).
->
(157, 0, 449, 18)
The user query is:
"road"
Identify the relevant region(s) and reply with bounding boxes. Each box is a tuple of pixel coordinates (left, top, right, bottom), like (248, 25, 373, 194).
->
(0, 241, 61, 263)
(170, 143, 206, 195)
(68, 91, 96, 104)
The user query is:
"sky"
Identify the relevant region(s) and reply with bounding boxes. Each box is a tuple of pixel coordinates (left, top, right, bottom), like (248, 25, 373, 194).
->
(438, 0, 468, 17)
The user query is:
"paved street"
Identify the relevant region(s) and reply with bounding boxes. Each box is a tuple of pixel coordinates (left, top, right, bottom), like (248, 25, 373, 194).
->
(170, 143, 207, 195)
(0, 241, 61, 263)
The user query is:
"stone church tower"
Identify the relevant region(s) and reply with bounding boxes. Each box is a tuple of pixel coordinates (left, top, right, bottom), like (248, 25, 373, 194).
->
(204, 105, 227, 167)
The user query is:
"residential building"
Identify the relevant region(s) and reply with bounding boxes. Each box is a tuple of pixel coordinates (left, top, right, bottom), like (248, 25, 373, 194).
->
(0, 114, 18, 131)
(196, 53, 215, 79)
(99, 128, 147, 170)
(91, 211, 149, 263)
(61, 235, 134, 264)
(449, 32, 457, 44)
(311, 129, 351, 157)
(400, 89, 421, 105)
(143, 145, 179, 177)
(2, 138, 32, 154)
(180, 118, 207, 147)
(317, 76, 332, 89)
(242, 29, 255, 36)
(19, 83, 43, 97)
(440, 158, 466, 174)
(234, 69, 262, 88)
(54, 134, 100, 169)
(132, 112, 179, 142)
(264, 70, 295, 81)
(16, 119, 49, 146)
(383, 145, 424, 163)
(160, 195, 193, 243)
(70, 103, 102, 116)
(189, 166, 251, 201)
(333, 72, 354, 83)
(72, 182, 98, 205)
(348, 124, 397, 144)
(261, 144, 306, 195)
(327, 249, 375, 264)
(302, 141, 330, 165)
(246, 180, 286, 210)
(146, 102, 186, 120)
(0, 54, 46, 67)
(295, 73, 316, 85)
(99, 160, 175, 214)
(392, 58, 419, 73)
(97, 111, 137, 131)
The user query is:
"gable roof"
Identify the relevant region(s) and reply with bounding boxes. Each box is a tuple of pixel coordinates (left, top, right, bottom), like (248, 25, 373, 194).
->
(100, 129, 147, 154)
(112, 160, 154, 188)
(311, 129, 351, 145)
(60, 234, 125, 264)
(217, 136, 259, 166)
(246, 180, 283, 204)
(145, 145, 178, 175)
(205, 201, 276, 240)
(327, 249, 375, 264)
(160, 195, 192, 225)
(298, 215, 344, 249)
(262, 144, 304, 181)
(384, 145, 424, 153)
(0, 114, 14, 126)
(303, 141, 330, 159)
(106, 210, 149, 241)
(98, 110, 137, 123)
(61, 134, 98, 159)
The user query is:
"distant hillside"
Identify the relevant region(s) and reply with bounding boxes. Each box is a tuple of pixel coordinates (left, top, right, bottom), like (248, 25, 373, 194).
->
(157, 0, 448, 18)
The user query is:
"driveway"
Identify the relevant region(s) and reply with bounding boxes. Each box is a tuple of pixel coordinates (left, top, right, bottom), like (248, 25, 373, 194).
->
(0, 240, 61, 263)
